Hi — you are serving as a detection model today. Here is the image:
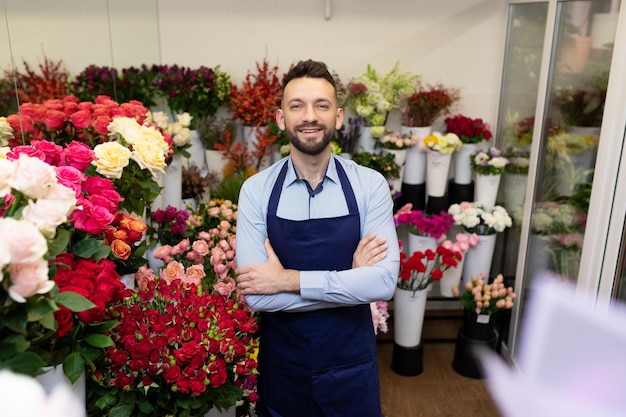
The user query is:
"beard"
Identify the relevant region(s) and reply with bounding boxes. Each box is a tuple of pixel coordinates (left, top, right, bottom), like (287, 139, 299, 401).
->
(286, 123, 335, 156)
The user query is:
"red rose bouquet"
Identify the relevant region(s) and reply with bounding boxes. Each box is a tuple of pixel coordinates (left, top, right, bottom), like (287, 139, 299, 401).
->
(398, 244, 463, 294)
(444, 114, 493, 144)
(89, 278, 259, 416)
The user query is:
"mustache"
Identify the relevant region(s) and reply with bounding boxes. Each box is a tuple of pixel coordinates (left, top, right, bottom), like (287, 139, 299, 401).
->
(295, 123, 325, 130)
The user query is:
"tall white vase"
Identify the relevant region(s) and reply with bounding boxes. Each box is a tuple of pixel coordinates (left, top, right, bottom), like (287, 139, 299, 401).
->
(474, 173, 501, 210)
(401, 126, 431, 185)
(385, 149, 408, 194)
(357, 127, 377, 154)
(454, 143, 477, 185)
(185, 130, 206, 169)
(393, 287, 428, 347)
(426, 151, 452, 197)
(35, 365, 86, 408)
(205, 149, 227, 175)
(162, 154, 183, 210)
(461, 233, 497, 287)
(439, 256, 465, 297)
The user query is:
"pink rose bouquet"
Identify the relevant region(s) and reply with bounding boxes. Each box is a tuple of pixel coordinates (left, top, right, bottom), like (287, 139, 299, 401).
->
(395, 209, 455, 240)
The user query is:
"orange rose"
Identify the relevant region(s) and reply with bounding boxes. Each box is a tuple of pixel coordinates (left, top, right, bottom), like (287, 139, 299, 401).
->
(110, 239, 132, 260)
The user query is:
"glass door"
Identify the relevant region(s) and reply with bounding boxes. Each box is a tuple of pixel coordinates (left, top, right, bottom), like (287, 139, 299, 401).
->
(498, 0, 623, 361)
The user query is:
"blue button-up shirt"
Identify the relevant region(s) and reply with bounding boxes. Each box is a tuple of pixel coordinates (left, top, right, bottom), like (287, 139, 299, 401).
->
(236, 155, 400, 312)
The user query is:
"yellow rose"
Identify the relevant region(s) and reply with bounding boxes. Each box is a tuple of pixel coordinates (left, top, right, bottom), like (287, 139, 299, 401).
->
(108, 117, 143, 145)
(93, 142, 132, 179)
(131, 138, 167, 176)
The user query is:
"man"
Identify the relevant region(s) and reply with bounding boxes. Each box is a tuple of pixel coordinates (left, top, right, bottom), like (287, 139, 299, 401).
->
(235, 59, 399, 416)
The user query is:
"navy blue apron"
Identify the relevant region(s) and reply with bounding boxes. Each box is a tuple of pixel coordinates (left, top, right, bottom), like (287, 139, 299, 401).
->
(257, 160, 382, 417)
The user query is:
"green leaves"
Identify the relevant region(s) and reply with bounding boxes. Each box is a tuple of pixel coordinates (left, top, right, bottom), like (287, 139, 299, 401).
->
(55, 291, 95, 313)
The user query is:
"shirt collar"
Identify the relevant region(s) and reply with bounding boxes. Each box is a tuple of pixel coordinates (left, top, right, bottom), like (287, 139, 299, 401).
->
(286, 155, 339, 187)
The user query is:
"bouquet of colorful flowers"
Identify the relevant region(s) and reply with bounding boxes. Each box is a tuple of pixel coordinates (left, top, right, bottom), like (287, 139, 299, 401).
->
(4, 95, 168, 216)
(89, 278, 259, 416)
(401, 81, 461, 127)
(444, 114, 493, 144)
(448, 202, 512, 235)
(346, 62, 418, 138)
(376, 130, 418, 150)
(398, 244, 463, 294)
(0, 148, 130, 383)
(229, 59, 283, 127)
(395, 209, 454, 240)
(453, 273, 516, 316)
(470, 147, 509, 175)
(421, 131, 463, 154)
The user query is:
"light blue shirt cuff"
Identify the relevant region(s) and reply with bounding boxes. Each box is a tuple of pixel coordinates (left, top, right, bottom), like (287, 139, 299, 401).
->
(299, 270, 324, 300)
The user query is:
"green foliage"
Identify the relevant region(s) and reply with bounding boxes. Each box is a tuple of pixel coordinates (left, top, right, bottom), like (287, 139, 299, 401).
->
(352, 151, 400, 179)
(211, 175, 245, 203)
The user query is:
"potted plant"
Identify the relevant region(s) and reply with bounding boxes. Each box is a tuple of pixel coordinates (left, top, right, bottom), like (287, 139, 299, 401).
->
(351, 151, 401, 184)
(182, 165, 219, 207)
(502, 147, 531, 211)
(400, 80, 461, 128)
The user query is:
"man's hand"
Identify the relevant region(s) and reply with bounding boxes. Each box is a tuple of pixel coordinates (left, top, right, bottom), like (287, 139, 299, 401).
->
(353, 233, 387, 268)
(236, 239, 300, 295)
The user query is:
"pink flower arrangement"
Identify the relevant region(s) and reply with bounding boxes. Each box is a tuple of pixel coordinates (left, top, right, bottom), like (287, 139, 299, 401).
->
(395, 209, 455, 240)
(441, 233, 479, 256)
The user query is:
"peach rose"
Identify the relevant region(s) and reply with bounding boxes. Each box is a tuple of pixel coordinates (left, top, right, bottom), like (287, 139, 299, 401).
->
(184, 265, 205, 286)
(160, 261, 185, 284)
(192, 239, 210, 257)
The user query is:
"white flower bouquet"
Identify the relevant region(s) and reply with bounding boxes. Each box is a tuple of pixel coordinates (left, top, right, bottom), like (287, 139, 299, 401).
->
(448, 201, 512, 235)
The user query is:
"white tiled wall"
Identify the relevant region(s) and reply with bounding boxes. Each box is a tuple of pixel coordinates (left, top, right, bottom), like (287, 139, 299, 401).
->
(0, 0, 508, 131)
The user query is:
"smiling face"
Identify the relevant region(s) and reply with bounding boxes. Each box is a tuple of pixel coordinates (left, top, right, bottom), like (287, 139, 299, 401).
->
(276, 77, 344, 156)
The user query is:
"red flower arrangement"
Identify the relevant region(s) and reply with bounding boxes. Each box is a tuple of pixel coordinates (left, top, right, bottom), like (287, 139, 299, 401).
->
(444, 114, 493, 144)
(90, 278, 259, 415)
(401, 81, 461, 127)
(229, 59, 283, 127)
(398, 244, 463, 293)
(395, 209, 455, 239)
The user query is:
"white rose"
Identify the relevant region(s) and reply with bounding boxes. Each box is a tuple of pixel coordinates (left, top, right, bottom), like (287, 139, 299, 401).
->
(150, 111, 170, 130)
(0, 158, 15, 197)
(108, 117, 143, 145)
(10, 154, 57, 199)
(173, 129, 192, 147)
(176, 112, 192, 127)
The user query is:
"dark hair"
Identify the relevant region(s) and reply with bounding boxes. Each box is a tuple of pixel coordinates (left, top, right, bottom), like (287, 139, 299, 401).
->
(282, 59, 338, 101)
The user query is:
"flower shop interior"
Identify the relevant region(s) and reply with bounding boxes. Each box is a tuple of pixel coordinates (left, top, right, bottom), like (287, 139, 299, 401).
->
(2, 0, 626, 416)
